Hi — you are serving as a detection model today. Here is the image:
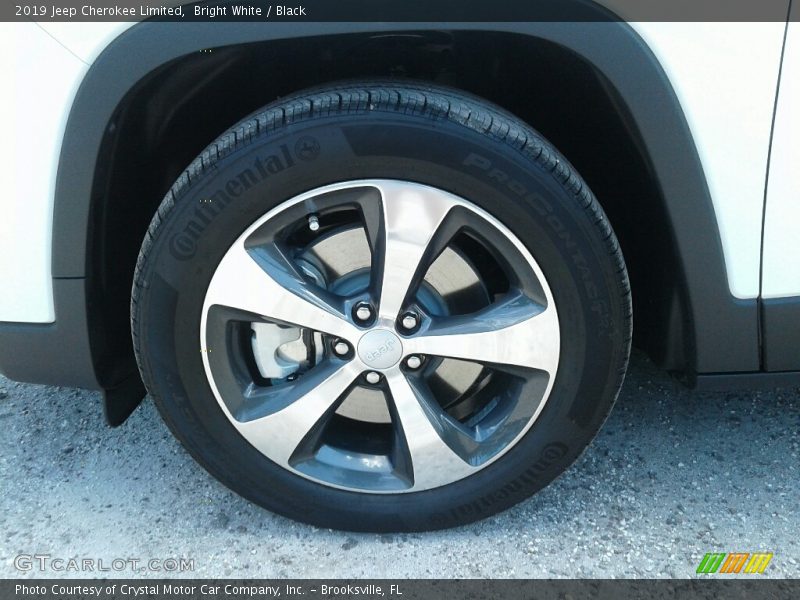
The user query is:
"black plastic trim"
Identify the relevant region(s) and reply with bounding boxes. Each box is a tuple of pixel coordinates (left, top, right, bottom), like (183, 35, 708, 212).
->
(103, 372, 148, 426)
(693, 371, 800, 391)
(0, 278, 99, 389)
(761, 297, 800, 372)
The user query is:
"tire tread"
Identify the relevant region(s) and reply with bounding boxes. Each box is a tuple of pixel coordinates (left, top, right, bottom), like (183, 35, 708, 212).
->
(131, 80, 632, 530)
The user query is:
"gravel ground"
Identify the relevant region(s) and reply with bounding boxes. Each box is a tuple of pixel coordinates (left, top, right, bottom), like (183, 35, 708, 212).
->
(1, 352, 798, 579)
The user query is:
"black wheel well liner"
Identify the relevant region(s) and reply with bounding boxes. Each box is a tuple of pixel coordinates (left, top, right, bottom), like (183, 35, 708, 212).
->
(51, 20, 760, 397)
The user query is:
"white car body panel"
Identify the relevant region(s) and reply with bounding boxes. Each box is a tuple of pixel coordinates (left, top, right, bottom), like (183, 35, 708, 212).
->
(0, 19, 796, 323)
(35, 21, 129, 64)
(633, 22, 787, 300)
(762, 21, 800, 300)
(0, 23, 88, 323)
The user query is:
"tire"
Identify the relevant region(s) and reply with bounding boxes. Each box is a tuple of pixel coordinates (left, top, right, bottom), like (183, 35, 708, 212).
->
(132, 81, 631, 532)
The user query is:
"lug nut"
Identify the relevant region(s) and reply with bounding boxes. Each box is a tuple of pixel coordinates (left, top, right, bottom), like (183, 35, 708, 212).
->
(308, 215, 320, 232)
(401, 312, 419, 331)
(333, 340, 350, 356)
(405, 355, 423, 370)
(365, 371, 381, 384)
(354, 303, 373, 322)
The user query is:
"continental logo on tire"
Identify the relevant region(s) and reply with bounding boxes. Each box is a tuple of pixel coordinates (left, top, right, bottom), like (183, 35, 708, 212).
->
(444, 442, 568, 521)
(168, 137, 319, 260)
(696, 552, 773, 574)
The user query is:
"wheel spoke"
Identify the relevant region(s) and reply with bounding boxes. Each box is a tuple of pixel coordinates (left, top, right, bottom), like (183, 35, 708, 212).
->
(386, 371, 476, 490)
(236, 361, 360, 467)
(405, 293, 560, 375)
(204, 240, 358, 341)
(369, 181, 457, 322)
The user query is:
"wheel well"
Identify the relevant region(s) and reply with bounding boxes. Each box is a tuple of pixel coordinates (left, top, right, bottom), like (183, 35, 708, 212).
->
(88, 30, 688, 390)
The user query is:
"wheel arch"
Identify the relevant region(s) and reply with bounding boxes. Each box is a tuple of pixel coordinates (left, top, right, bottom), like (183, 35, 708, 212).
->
(50, 20, 759, 414)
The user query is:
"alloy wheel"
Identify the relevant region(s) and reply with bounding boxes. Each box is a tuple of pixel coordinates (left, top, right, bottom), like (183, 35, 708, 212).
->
(200, 180, 560, 493)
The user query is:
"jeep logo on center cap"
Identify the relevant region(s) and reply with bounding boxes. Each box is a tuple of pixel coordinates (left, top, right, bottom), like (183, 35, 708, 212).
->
(357, 329, 403, 369)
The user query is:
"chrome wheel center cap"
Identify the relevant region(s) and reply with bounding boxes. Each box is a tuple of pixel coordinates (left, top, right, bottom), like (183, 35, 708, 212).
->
(357, 329, 403, 369)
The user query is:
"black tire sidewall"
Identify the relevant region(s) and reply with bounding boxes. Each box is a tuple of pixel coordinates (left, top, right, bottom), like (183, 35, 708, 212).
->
(136, 111, 628, 531)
